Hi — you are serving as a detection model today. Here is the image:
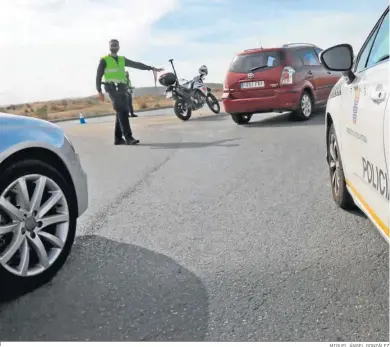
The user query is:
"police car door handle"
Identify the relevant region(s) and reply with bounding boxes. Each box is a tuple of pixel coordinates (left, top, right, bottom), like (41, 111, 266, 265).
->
(370, 90, 387, 103)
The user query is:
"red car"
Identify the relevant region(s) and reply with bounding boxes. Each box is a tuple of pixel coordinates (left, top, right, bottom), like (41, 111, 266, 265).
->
(222, 43, 342, 124)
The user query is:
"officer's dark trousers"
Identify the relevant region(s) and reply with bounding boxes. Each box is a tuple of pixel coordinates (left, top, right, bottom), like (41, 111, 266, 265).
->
(108, 88, 133, 139)
(127, 91, 135, 115)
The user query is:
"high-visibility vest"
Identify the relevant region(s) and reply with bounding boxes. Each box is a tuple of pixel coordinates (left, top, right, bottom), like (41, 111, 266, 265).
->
(102, 55, 126, 83)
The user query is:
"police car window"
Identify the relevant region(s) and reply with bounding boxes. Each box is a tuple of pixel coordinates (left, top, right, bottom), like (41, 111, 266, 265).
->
(366, 11, 389, 69)
(355, 32, 377, 72)
(355, 12, 388, 72)
(300, 48, 320, 66)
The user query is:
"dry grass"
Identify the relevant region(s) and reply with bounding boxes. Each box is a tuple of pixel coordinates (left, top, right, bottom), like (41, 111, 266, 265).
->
(0, 90, 223, 121)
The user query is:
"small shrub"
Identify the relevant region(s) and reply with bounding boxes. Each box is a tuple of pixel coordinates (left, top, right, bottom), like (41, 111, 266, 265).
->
(154, 102, 160, 108)
(87, 98, 99, 105)
(35, 105, 48, 120)
(50, 104, 62, 112)
(138, 101, 148, 109)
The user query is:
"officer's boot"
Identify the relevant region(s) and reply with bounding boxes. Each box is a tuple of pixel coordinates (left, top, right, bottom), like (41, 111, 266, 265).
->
(125, 136, 140, 145)
(114, 137, 125, 145)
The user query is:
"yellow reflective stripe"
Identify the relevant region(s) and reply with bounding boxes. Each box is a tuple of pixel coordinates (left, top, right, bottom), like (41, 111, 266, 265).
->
(346, 179, 389, 237)
(103, 79, 125, 83)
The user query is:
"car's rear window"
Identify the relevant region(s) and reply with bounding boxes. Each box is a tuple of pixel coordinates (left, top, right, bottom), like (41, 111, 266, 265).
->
(228, 50, 283, 73)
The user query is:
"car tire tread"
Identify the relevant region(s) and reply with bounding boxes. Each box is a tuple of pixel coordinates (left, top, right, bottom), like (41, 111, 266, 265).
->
(290, 91, 314, 121)
(0, 159, 77, 301)
(327, 124, 356, 210)
(231, 113, 252, 125)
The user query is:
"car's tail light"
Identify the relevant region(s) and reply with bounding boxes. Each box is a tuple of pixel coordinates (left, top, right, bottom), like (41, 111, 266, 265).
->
(222, 81, 231, 99)
(280, 66, 295, 85)
(222, 91, 230, 99)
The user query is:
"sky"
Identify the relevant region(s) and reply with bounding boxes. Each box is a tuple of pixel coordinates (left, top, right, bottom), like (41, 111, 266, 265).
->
(0, 0, 388, 105)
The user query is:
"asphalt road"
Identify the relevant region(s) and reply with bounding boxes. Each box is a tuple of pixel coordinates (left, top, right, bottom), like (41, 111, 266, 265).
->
(0, 106, 388, 342)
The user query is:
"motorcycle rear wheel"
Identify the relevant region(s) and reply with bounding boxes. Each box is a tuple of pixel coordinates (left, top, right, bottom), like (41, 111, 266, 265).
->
(174, 100, 192, 121)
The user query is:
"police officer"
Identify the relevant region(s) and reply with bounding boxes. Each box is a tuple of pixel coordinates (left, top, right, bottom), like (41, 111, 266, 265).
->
(96, 39, 163, 145)
(125, 71, 138, 118)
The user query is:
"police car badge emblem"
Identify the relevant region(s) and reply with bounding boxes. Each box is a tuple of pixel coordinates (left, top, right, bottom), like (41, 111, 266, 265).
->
(352, 86, 360, 124)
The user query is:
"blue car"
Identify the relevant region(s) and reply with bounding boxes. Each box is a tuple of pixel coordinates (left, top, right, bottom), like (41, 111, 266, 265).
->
(0, 113, 88, 298)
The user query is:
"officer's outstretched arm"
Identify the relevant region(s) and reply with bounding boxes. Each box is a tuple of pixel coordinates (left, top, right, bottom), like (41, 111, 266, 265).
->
(125, 58, 164, 72)
(125, 58, 153, 71)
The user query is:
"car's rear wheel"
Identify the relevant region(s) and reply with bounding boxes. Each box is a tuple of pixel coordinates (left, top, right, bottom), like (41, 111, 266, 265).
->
(231, 113, 252, 125)
(327, 124, 355, 209)
(291, 91, 313, 120)
(0, 159, 76, 300)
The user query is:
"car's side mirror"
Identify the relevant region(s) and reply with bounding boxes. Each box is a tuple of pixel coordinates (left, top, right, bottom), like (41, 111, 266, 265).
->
(320, 44, 356, 84)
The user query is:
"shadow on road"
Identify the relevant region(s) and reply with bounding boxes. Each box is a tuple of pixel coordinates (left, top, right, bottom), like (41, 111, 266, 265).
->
(244, 110, 325, 128)
(139, 138, 240, 149)
(190, 113, 229, 122)
(345, 207, 368, 219)
(0, 235, 209, 341)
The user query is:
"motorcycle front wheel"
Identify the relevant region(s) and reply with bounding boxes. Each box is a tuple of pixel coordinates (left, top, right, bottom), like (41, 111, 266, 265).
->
(174, 100, 192, 121)
(206, 94, 220, 114)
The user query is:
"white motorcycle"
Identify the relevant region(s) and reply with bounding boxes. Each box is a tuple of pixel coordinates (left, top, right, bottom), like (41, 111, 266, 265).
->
(159, 59, 221, 121)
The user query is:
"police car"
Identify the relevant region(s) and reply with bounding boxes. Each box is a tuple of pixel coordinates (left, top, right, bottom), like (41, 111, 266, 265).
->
(320, 6, 389, 241)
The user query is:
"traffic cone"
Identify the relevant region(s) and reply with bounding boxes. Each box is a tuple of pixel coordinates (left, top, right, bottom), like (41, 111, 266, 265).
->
(79, 112, 86, 124)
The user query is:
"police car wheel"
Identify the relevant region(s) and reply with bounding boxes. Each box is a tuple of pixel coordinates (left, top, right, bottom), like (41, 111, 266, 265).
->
(0, 159, 77, 301)
(327, 124, 355, 210)
(291, 91, 313, 121)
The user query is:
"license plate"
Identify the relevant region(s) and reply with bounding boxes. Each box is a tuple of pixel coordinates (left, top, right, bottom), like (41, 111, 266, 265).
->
(241, 81, 264, 89)
(166, 91, 173, 99)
